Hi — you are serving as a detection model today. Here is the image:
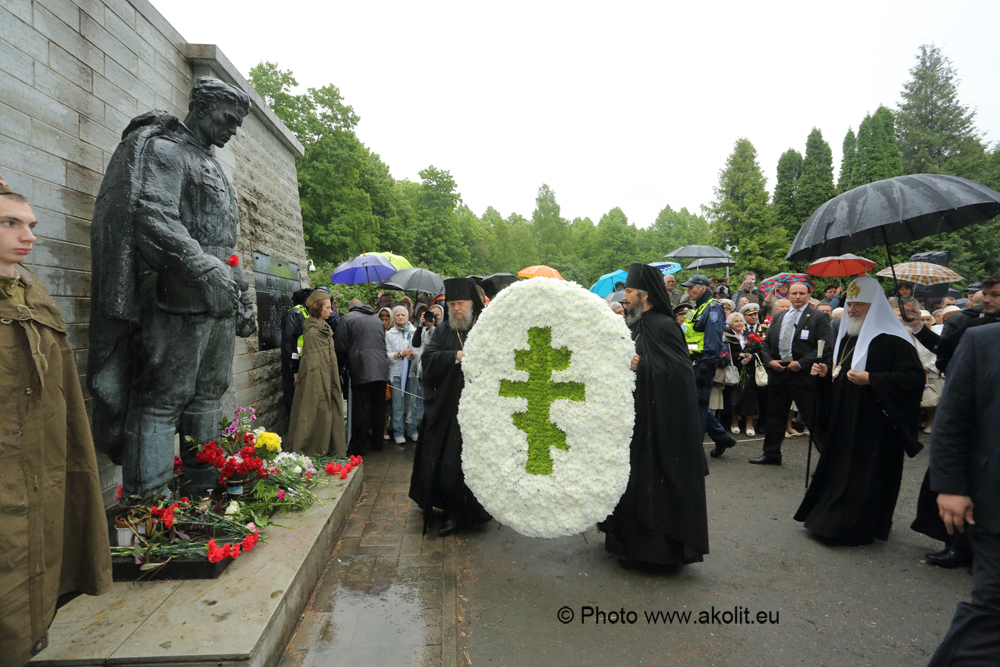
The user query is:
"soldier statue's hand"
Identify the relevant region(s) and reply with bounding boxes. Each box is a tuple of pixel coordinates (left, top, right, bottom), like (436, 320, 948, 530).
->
(201, 265, 239, 318)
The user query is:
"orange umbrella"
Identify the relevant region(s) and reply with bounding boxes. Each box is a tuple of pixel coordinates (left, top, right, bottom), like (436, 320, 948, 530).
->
(518, 265, 563, 280)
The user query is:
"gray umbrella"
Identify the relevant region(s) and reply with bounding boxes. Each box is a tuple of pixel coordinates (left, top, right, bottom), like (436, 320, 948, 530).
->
(787, 174, 1000, 262)
(379, 268, 445, 295)
(664, 245, 733, 259)
(686, 257, 736, 270)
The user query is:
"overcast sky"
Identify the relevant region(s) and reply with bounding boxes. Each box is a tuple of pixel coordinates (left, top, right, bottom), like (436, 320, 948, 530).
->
(154, 0, 1000, 228)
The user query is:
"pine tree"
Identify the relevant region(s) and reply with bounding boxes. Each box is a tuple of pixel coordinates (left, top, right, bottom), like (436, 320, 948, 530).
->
(794, 128, 838, 224)
(896, 44, 983, 176)
(773, 149, 803, 240)
(855, 106, 903, 185)
(893, 45, 998, 280)
(838, 129, 858, 192)
(704, 138, 787, 278)
(531, 184, 570, 263)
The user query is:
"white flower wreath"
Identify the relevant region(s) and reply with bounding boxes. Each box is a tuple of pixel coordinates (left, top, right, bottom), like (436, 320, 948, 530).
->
(458, 277, 636, 538)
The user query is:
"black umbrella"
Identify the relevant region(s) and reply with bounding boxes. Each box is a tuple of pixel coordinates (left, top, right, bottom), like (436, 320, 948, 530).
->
(664, 245, 732, 259)
(377, 280, 405, 291)
(481, 272, 517, 298)
(787, 174, 1000, 262)
(380, 268, 445, 295)
(686, 257, 736, 270)
(467, 274, 486, 285)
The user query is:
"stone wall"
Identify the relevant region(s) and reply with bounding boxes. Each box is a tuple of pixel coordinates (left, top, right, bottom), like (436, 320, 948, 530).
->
(0, 0, 306, 504)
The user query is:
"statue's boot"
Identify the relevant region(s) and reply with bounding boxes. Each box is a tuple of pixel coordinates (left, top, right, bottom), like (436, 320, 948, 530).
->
(179, 409, 224, 498)
(121, 427, 175, 496)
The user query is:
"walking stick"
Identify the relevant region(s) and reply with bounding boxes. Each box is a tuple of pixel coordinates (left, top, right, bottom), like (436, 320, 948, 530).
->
(805, 340, 825, 489)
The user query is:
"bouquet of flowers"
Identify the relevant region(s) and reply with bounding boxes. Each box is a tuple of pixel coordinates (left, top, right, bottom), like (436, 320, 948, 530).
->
(738, 333, 765, 387)
(112, 491, 261, 570)
(188, 407, 284, 490)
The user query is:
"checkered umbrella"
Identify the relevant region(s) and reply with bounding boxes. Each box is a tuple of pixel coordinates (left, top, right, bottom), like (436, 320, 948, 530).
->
(757, 272, 815, 295)
(875, 262, 963, 286)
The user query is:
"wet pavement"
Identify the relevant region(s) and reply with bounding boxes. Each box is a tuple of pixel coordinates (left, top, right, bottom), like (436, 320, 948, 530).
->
(280, 442, 454, 667)
(282, 431, 971, 667)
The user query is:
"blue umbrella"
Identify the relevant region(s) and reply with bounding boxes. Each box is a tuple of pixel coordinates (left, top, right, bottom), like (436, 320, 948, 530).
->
(650, 261, 682, 275)
(590, 269, 629, 297)
(331, 254, 398, 303)
(330, 254, 398, 285)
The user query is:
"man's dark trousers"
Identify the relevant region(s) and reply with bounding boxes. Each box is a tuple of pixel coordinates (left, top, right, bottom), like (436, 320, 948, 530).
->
(928, 524, 1000, 666)
(761, 376, 818, 458)
(349, 381, 387, 456)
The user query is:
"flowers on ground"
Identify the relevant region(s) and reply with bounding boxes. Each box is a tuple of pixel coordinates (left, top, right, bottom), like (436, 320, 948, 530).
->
(458, 277, 635, 538)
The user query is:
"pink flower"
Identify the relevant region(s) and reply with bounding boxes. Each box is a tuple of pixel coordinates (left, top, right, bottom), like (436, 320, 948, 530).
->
(277, 490, 286, 500)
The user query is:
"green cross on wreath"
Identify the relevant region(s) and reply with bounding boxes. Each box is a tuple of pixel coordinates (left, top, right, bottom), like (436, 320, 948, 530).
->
(499, 326, 585, 475)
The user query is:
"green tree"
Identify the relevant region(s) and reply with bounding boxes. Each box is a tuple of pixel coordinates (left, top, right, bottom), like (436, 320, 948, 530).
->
(893, 45, 999, 280)
(248, 62, 377, 264)
(855, 106, 902, 185)
(531, 184, 570, 263)
(773, 149, 803, 239)
(587, 208, 639, 279)
(409, 166, 469, 275)
(704, 138, 786, 278)
(838, 129, 858, 192)
(794, 128, 837, 224)
(896, 44, 984, 177)
(648, 205, 712, 253)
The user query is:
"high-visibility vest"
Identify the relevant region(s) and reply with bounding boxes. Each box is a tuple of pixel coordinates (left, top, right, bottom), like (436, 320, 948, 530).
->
(683, 298, 716, 355)
(292, 304, 309, 359)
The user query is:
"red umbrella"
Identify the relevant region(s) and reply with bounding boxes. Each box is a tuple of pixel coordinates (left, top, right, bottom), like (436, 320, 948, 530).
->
(806, 254, 876, 278)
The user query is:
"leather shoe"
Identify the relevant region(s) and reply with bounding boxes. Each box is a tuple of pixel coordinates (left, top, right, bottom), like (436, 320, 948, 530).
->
(925, 547, 973, 569)
(710, 438, 737, 458)
(749, 454, 782, 465)
(439, 517, 459, 537)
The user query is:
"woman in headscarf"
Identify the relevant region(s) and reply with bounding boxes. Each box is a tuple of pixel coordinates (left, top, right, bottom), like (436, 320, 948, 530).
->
(287, 290, 346, 457)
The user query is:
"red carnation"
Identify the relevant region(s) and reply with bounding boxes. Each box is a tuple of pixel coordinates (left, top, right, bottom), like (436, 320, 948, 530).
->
(256, 469, 269, 479)
(240, 445, 256, 459)
(339, 470, 348, 480)
(230, 543, 241, 560)
(114, 484, 123, 501)
(228, 254, 239, 267)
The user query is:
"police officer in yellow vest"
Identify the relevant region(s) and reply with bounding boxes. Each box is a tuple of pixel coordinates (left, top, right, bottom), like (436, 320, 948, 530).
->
(281, 287, 340, 414)
(682, 274, 737, 457)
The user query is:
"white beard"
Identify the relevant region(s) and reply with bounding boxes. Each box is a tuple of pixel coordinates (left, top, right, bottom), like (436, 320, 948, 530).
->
(451, 309, 473, 332)
(846, 314, 865, 336)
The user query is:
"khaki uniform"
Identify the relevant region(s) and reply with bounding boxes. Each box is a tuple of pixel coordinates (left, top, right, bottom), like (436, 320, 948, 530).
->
(288, 318, 347, 457)
(0, 266, 112, 666)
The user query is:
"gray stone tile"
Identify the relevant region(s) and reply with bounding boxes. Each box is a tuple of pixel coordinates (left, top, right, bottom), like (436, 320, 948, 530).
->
(33, 4, 104, 72)
(307, 645, 380, 666)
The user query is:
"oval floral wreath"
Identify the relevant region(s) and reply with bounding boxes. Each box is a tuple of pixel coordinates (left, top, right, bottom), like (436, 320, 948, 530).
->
(458, 277, 636, 538)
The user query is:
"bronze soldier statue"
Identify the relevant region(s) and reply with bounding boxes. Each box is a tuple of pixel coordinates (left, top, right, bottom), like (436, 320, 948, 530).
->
(89, 76, 256, 496)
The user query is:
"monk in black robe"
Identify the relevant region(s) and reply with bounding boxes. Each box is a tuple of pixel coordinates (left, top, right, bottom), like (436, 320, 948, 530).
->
(409, 278, 492, 536)
(600, 263, 709, 566)
(795, 276, 923, 545)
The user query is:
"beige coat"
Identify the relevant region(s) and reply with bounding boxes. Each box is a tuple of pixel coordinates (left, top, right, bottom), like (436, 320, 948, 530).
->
(0, 266, 112, 666)
(288, 318, 347, 457)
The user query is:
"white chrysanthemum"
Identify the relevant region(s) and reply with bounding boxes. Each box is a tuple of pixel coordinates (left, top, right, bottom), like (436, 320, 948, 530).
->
(459, 277, 635, 538)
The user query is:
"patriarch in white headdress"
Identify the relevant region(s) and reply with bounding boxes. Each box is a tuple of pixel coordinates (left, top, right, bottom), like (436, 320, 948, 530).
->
(831, 276, 914, 377)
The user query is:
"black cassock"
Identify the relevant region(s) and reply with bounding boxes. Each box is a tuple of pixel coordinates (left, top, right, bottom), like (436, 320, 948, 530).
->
(599, 309, 709, 565)
(409, 320, 492, 528)
(794, 333, 923, 542)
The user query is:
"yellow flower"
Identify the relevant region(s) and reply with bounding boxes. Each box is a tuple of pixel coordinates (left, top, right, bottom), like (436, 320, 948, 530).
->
(257, 431, 282, 452)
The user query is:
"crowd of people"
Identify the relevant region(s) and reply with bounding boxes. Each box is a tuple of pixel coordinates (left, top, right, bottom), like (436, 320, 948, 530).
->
(5, 160, 999, 663)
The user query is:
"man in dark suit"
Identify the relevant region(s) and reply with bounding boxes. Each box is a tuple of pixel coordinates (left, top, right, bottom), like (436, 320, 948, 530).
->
(751, 282, 833, 465)
(927, 322, 1000, 665)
